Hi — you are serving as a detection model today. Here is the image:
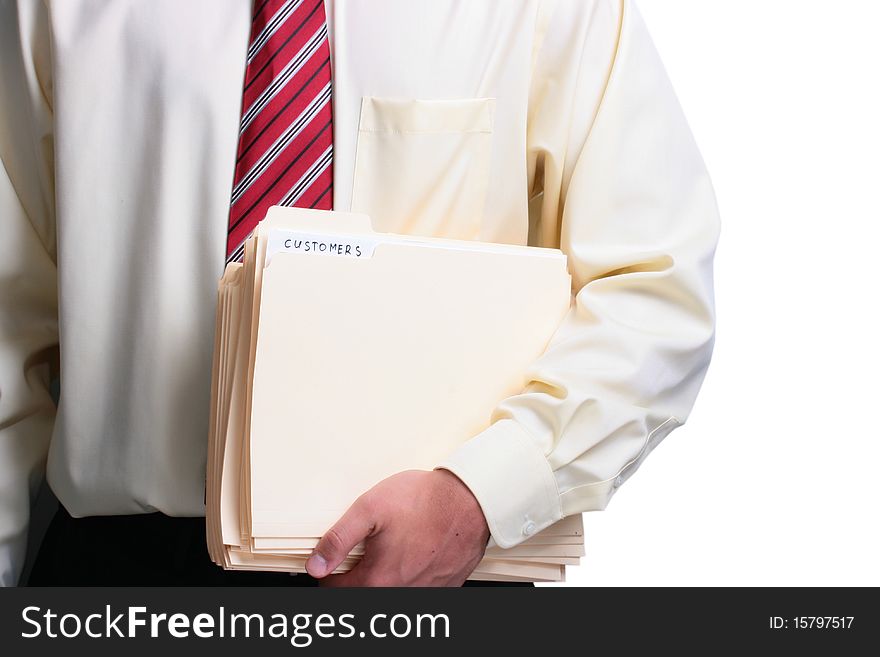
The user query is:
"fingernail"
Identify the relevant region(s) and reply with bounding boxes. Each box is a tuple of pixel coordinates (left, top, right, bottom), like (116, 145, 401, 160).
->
(306, 553, 328, 578)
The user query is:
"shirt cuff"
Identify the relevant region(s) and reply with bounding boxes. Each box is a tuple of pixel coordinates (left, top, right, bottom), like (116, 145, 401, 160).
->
(437, 419, 562, 549)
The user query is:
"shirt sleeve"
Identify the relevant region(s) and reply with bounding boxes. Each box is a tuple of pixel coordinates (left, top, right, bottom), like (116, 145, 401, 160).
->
(439, 0, 720, 548)
(0, 0, 58, 585)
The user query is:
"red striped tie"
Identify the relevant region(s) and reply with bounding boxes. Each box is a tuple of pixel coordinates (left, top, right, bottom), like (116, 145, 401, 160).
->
(226, 0, 333, 262)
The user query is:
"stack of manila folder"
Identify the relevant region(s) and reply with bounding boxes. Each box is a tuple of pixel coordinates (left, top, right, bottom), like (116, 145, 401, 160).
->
(206, 206, 585, 582)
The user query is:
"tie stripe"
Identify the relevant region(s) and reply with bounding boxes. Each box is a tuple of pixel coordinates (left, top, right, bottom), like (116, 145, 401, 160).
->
(231, 82, 331, 204)
(302, 170, 334, 208)
(239, 24, 328, 134)
(226, 147, 332, 265)
(278, 145, 333, 207)
(251, 0, 273, 23)
(236, 54, 330, 164)
(227, 113, 332, 255)
(229, 113, 332, 235)
(237, 49, 330, 172)
(247, 0, 305, 63)
(226, 0, 333, 262)
(244, 0, 324, 95)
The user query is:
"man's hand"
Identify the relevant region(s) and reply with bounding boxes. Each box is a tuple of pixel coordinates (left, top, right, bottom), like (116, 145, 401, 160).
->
(305, 470, 490, 586)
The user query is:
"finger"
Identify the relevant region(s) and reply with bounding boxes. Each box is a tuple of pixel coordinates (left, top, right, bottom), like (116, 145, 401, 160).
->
(318, 562, 370, 588)
(306, 496, 376, 578)
(321, 551, 395, 588)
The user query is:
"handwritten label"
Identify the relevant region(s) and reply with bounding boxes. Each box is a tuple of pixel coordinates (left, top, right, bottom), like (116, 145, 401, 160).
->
(265, 229, 380, 266)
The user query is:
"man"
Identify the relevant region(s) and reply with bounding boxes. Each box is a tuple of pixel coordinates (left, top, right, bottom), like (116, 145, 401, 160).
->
(0, 0, 718, 586)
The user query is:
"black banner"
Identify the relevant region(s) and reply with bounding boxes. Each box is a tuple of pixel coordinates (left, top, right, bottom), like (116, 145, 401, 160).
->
(0, 587, 874, 655)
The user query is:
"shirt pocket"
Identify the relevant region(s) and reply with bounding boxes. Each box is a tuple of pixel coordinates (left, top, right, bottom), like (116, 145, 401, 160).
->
(351, 97, 495, 240)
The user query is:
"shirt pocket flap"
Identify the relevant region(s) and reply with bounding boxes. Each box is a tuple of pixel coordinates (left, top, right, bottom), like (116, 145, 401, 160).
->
(358, 97, 495, 134)
(352, 96, 496, 240)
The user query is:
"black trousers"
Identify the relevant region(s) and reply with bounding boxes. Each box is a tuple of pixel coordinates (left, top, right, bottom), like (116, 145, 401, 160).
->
(27, 506, 528, 587)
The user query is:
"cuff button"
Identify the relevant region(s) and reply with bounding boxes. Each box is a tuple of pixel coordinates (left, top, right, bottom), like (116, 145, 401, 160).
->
(522, 520, 537, 536)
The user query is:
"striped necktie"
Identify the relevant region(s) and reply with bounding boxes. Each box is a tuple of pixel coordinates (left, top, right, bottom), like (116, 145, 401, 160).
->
(226, 0, 334, 263)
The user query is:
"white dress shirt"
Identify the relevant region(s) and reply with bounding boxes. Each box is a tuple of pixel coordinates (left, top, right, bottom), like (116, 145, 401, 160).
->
(0, 0, 719, 585)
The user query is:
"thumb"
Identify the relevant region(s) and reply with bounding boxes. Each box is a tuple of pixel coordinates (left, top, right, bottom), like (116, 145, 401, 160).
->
(306, 496, 376, 578)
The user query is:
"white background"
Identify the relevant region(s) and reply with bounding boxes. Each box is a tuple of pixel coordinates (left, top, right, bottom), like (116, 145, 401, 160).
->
(557, 0, 880, 586)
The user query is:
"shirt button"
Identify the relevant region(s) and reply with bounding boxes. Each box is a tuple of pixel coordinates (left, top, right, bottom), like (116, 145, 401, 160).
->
(614, 476, 623, 488)
(522, 521, 537, 536)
